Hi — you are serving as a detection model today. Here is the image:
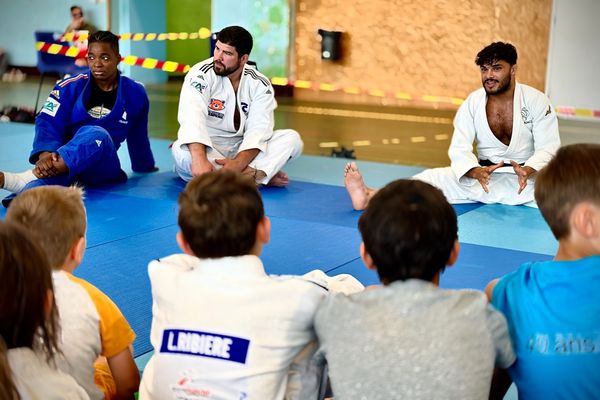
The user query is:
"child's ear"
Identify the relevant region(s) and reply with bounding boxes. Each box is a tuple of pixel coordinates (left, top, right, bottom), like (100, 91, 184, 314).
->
(72, 236, 86, 265)
(176, 231, 195, 256)
(572, 202, 599, 238)
(360, 242, 376, 271)
(256, 216, 271, 245)
(446, 240, 460, 268)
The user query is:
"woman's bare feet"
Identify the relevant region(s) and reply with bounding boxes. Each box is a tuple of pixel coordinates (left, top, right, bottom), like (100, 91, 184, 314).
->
(344, 162, 374, 210)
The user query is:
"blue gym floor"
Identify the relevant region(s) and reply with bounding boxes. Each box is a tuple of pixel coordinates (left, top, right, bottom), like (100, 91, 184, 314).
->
(0, 122, 555, 397)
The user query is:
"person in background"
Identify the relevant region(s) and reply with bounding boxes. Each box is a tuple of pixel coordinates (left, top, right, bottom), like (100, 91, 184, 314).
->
(171, 26, 302, 187)
(0, 30, 156, 207)
(65, 5, 98, 34)
(345, 42, 560, 209)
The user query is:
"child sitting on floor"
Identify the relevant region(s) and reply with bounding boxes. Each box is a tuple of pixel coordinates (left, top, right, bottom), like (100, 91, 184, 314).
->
(486, 143, 600, 399)
(0, 220, 89, 399)
(315, 179, 516, 399)
(6, 186, 140, 400)
(139, 171, 362, 400)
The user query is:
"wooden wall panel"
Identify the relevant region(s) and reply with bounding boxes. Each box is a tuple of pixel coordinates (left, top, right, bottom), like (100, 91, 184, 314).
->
(293, 0, 552, 106)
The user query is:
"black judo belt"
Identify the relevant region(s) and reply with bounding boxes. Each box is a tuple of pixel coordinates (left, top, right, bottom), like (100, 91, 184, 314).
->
(479, 159, 524, 167)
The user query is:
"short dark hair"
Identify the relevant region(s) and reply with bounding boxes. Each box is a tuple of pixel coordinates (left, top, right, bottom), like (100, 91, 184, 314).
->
(70, 5, 82, 13)
(475, 42, 517, 66)
(88, 30, 120, 54)
(178, 171, 264, 258)
(535, 143, 600, 240)
(216, 26, 253, 57)
(358, 179, 458, 284)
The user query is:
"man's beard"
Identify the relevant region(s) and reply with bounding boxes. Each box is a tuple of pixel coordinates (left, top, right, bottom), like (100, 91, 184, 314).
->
(214, 60, 240, 76)
(483, 74, 511, 95)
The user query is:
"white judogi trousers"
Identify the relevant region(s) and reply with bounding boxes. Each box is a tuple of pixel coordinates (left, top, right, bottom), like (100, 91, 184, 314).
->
(172, 129, 303, 184)
(414, 166, 536, 206)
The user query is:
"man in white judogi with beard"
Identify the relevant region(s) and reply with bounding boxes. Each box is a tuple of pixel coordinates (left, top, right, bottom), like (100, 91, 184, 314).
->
(345, 42, 560, 209)
(172, 25, 302, 186)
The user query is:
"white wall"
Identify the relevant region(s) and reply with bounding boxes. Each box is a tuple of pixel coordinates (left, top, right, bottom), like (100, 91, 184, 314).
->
(546, 0, 600, 111)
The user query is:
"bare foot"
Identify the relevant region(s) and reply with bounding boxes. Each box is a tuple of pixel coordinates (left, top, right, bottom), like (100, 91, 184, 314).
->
(241, 166, 267, 185)
(344, 162, 374, 210)
(267, 171, 289, 187)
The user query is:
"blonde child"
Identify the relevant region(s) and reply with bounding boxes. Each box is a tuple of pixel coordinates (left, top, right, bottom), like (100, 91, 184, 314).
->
(6, 186, 140, 399)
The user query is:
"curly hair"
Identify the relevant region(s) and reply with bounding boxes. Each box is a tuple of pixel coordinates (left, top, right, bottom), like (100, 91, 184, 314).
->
(475, 42, 517, 66)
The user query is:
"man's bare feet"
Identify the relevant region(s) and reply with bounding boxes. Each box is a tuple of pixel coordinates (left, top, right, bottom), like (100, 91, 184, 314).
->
(344, 162, 374, 210)
(241, 166, 267, 185)
(267, 171, 289, 187)
(241, 167, 290, 187)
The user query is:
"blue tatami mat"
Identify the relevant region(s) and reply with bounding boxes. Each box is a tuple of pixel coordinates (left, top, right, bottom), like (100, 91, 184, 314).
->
(326, 242, 554, 289)
(84, 188, 178, 247)
(263, 216, 361, 274)
(261, 182, 360, 227)
(87, 171, 185, 202)
(78, 212, 363, 355)
(77, 224, 180, 356)
(261, 182, 485, 228)
(285, 155, 425, 187)
(0, 121, 558, 376)
(458, 203, 558, 255)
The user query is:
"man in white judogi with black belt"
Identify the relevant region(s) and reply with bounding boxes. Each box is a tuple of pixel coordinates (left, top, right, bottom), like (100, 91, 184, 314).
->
(172, 25, 302, 186)
(345, 42, 560, 209)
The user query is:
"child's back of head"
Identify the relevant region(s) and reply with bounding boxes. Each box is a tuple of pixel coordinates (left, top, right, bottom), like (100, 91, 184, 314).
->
(535, 143, 600, 241)
(0, 220, 60, 399)
(487, 143, 600, 399)
(6, 185, 138, 399)
(315, 179, 515, 400)
(6, 185, 86, 269)
(178, 170, 264, 258)
(358, 179, 458, 284)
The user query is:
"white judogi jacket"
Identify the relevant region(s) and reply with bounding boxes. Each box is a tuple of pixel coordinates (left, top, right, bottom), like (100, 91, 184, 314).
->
(139, 254, 363, 400)
(176, 58, 276, 159)
(449, 83, 560, 184)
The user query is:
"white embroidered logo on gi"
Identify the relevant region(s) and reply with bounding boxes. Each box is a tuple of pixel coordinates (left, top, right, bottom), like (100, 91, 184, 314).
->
(521, 107, 533, 124)
(119, 110, 128, 124)
(40, 97, 60, 117)
(95, 139, 102, 147)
